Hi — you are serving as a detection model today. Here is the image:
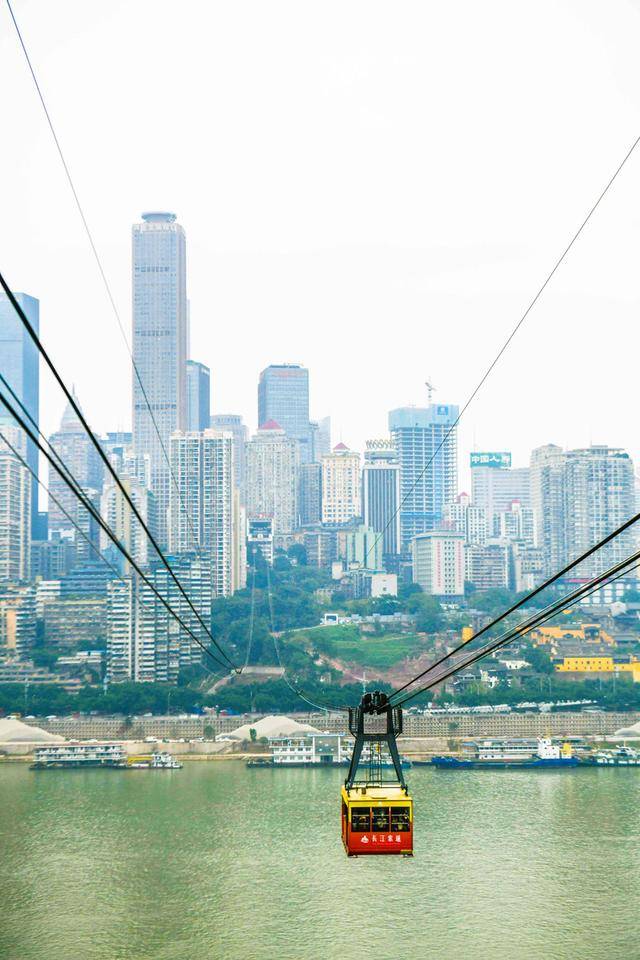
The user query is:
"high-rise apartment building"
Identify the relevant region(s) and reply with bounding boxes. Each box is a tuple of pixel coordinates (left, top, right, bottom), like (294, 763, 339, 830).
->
(168, 430, 235, 597)
(530, 444, 636, 580)
(48, 397, 103, 559)
(106, 553, 212, 684)
(389, 404, 458, 551)
(443, 492, 487, 546)
(0, 292, 40, 535)
(321, 444, 361, 525)
(470, 452, 531, 535)
(186, 360, 211, 432)
(496, 499, 535, 547)
(0, 584, 36, 657)
(0, 428, 31, 582)
(466, 541, 512, 591)
(362, 439, 401, 562)
(132, 212, 188, 545)
(100, 479, 157, 570)
(258, 364, 311, 462)
(530, 444, 566, 576)
(563, 446, 635, 579)
(246, 422, 298, 538)
(211, 414, 247, 496)
(411, 530, 465, 599)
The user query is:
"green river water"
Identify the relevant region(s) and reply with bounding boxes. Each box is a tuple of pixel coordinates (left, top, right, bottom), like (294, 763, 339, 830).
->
(1, 761, 638, 960)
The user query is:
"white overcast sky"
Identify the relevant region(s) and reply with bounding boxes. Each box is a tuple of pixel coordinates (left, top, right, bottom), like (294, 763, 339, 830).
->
(2, 0, 640, 492)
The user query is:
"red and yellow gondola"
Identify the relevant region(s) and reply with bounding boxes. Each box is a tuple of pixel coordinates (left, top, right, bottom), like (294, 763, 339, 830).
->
(341, 691, 414, 857)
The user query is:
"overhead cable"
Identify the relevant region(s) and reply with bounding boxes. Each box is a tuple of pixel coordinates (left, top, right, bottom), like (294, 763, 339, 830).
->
(0, 429, 223, 680)
(0, 272, 239, 672)
(364, 131, 640, 568)
(392, 548, 640, 708)
(0, 388, 232, 673)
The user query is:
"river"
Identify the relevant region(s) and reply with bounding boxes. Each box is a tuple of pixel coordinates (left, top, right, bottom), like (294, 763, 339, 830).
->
(1, 762, 638, 960)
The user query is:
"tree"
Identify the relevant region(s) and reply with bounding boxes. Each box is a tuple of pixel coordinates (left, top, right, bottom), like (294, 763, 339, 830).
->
(249, 727, 257, 742)
(521, 643, 554, 675)
(406, 593, 444, 632)
(287, 543, 307, 566)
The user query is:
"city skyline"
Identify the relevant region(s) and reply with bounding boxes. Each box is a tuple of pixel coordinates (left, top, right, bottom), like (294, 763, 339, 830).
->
(3, 3, 640, 480)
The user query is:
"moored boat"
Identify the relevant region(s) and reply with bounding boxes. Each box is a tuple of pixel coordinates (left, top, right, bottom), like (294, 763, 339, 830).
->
(127, 752, 182, 769)
(432, 737, 580, 770)
(31, 743, 127, 769)
(582, 745, 640, 767)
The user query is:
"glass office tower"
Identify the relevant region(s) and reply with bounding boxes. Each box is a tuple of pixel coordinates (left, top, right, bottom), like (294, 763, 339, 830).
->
(132, 212, 187, 545)
(0, 291, 40, 535)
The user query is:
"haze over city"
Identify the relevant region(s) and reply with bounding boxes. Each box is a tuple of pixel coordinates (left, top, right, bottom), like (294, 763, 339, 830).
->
(3, 0, 640, 484)
(5, 4, 640, 960)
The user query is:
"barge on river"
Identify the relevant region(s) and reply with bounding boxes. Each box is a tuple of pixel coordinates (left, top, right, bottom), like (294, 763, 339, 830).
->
(432, 737, 580, 770)
(247, 733, 411, 769)
(31, 743, 182, 770)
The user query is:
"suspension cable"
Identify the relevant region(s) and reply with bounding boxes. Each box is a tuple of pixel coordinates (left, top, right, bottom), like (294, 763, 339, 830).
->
(0, 371, 228, 672)
(0, 273, 239, 672)
(388, 498, 640, 702)
(0, 429, 223, 680)
(4, 0, 202, 552)
(363, 131, 640, 567)
(0, 389, 233, 673)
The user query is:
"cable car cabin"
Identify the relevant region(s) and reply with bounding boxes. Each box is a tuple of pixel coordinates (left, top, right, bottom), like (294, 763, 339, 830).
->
(341, 784, 413, 856)
(341, 692, 414, 857)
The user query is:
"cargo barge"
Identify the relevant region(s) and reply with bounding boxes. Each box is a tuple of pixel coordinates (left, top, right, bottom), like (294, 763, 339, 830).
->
(431, 737, 580, 769)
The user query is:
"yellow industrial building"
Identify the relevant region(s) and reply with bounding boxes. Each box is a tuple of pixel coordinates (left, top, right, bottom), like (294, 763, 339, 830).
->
(556, 655, 640, 681)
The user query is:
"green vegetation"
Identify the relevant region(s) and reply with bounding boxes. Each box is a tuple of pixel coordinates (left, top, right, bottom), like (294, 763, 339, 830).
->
(210, 550, 329, 665)
(286, 624, 429, 670)
(0, 682, 204, 718)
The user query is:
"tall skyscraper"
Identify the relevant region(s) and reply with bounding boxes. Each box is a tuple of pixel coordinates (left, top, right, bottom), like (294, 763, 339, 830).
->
(0, 292, 40, 535)
(530, 444, 566, 576)
(362, 439, 401, 562)
(186, 360, 211, 432)
(132, 212, 188, 545)
(246, 421, 298, 539)
(48, 396, 104, 559)
(258, 363, 311, 462)
(0, 426, 31, 582)
(168, 430, 235, 596)
(210, 414, 247, 496)
(321, 443, 361, 525)
(470, 452, 531, 535)
(389, 404, 458, 551)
